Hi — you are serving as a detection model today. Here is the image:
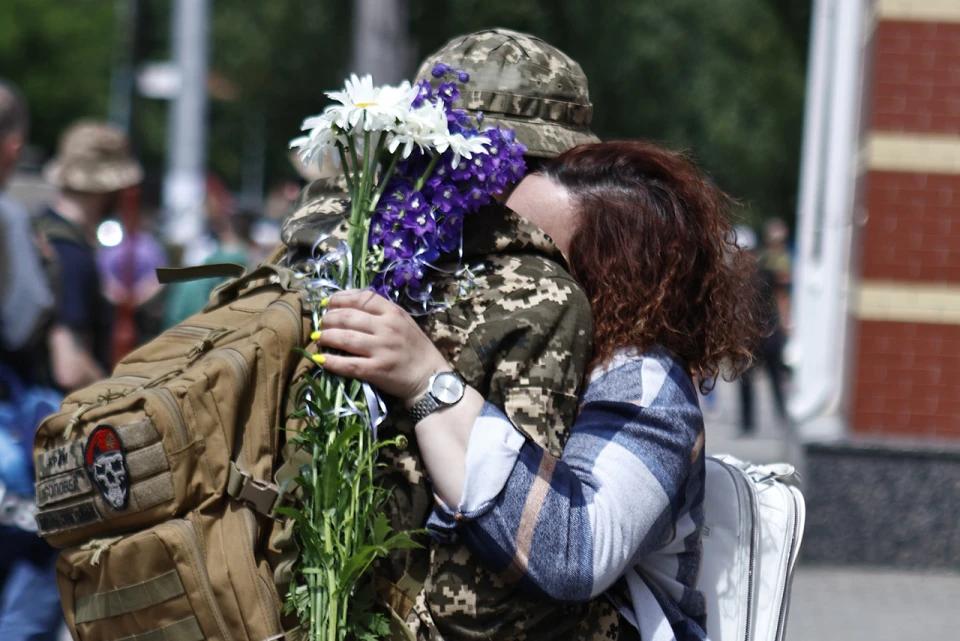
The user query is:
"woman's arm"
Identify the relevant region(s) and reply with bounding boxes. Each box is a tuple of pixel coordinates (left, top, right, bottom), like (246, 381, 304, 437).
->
(317, 291, 703, 600)
(316, 289, 484, 506)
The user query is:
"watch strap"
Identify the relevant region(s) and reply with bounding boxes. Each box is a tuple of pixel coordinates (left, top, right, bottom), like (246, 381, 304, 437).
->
(407, 393, 441, 423)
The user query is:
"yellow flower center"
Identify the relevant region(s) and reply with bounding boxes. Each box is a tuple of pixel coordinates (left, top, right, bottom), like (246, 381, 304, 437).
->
(354, 101, 377, 108)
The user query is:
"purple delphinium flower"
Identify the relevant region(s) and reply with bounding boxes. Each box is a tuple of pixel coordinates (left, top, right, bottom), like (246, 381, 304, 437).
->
(370, 63, 527, 304)
(412, 80, 432, 108)
(437, 82, 460, 106)
(401, 207, 437, 239)
(382, 228, 417, 262)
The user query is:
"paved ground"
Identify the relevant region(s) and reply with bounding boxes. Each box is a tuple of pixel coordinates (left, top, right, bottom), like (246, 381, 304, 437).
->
(703, 375, 960, 640)
(787, 565, 960, 640)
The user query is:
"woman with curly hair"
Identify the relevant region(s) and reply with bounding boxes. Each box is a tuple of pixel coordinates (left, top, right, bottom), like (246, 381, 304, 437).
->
(317, 140, 762, 641)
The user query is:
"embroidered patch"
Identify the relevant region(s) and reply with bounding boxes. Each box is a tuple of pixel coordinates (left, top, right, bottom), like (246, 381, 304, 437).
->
(36, 500, 101, 533)
(84, 425, 130, 510)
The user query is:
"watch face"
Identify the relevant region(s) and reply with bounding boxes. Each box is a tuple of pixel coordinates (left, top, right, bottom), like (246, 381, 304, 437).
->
(431, 372, 465, 405)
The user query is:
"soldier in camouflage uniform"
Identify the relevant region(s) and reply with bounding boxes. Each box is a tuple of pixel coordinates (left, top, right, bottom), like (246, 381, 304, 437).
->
(282, 29, 635, 641)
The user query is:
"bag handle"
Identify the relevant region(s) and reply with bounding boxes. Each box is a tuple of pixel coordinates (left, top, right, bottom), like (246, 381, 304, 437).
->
(156, 263, 245, 284)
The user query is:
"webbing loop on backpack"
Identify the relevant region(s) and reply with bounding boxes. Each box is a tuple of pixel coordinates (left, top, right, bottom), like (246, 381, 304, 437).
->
(113, 616, 204, 641)
(74, 569, 185, 623)
(227, 462, 283, 518)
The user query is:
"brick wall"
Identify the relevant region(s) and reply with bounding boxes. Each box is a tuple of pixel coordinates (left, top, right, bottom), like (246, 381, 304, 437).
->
(852, 321, 960, 438)
(860, 171, 960, 282)
(850, 6, 960, 439)
(870, 21, 960, 133)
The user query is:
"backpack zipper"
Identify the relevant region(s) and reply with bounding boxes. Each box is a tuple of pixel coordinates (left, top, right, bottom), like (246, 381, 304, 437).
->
(105, 375, 152, 386)
(214, 347, 250, 384)
(168, 518, 233, 641)
(726, 463, 758, 641)
(146, 387, 189, 450)
(273, 299, 305, 337)
(238, 506, 283, 633)
(187, 328, 232, 360)
(164, 324, 221, 339)
(773, 489, 802, 641)
(744, 474, 759, 641)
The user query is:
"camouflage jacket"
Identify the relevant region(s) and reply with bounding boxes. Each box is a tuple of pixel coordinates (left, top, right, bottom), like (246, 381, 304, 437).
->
(374, 205, 631, 641)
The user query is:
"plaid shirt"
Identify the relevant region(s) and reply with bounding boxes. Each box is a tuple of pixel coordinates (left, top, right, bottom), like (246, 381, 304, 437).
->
(429, 347, 708, 641)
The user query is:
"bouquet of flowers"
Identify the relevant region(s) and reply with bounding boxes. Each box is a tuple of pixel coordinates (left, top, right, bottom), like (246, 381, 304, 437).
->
(284, 65, 525, 640)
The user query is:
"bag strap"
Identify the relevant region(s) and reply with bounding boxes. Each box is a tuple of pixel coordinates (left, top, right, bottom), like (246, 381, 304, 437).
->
(33, 212, 87, 247)
(227, 462, 284, 518)
(155, 263, 245, 284)
(264, 243, 289, 265)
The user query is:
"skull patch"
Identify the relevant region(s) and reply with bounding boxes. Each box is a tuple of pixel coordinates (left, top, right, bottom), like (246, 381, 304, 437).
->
(84, 425, 130, 510)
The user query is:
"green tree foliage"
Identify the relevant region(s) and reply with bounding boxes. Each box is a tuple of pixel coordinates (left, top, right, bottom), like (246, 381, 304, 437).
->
(0, 0, 114, 157)
(0, 0, 809, 227)
(410, 0, 810, 226)
(209, 0, 352, 190)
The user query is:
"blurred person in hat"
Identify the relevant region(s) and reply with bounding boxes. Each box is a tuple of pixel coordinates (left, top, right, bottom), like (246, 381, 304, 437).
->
(281, 29, 633, 640)
(37, 120, 142, 391)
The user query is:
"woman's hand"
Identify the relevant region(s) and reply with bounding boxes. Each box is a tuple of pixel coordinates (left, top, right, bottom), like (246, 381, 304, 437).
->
(315, 289, 450, 404)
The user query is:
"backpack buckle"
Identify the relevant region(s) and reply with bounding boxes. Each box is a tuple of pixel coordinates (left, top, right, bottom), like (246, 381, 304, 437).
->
(227, 463, 281, 518)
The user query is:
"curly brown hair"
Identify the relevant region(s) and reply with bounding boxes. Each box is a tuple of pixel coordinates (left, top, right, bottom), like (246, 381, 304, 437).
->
(542, 140, 762, 387)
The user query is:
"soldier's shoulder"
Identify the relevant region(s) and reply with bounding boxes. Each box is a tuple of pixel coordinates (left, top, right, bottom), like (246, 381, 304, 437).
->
(479, 250, 585, 299)
(444, 251, 592, 335)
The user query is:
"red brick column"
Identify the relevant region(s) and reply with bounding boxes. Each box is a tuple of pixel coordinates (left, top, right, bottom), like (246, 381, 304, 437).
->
(851, 5, 960, 439)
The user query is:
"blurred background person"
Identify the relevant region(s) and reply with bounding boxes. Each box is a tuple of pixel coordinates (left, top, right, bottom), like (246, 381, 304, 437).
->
(0, 79, 53, 390)
(37, 120, 142, 391)
(0, 78, 63, 641)
(97, 205, 168, 342)
(737, 222, 790, 436)
(758, 217, 793, 332)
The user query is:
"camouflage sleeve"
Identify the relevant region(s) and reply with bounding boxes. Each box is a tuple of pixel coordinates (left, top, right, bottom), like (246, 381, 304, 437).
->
(451, 269, 593, 457)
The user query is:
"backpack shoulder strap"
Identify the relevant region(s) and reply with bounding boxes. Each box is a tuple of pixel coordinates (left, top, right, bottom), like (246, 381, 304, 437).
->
(33, 211, 87, 247)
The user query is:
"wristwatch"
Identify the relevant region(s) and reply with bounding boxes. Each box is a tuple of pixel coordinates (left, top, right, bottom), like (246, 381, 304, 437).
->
(407, 371, 466, 422)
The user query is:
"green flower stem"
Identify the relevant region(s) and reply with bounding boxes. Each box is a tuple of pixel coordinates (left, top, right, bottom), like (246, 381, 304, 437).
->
(346, 130, 374, 289)
(414, 153, 441, 192)
(369, 151, 400, 212)
(348, 135, 361, 181)
(337, 144, 355, 198)
(289, 126, 422, 641)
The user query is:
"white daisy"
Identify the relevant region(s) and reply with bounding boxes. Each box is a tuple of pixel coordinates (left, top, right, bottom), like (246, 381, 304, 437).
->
(325, 74, 418, 133)
(386, 99, 450, 158)
(438, 133, 490, 168)
(290, 110, 345, 169)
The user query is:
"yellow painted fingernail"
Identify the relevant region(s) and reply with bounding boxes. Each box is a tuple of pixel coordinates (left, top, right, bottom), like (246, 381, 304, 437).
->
(310, 330, 322, 341)
(319, 297, 330, 308)
(311, 353, 327, 366)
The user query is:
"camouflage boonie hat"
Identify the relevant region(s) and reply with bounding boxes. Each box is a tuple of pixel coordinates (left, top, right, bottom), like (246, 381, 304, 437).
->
(44, 120, 143, 193)
(417, 28, 600, 158)
(280, 176, 350, 249)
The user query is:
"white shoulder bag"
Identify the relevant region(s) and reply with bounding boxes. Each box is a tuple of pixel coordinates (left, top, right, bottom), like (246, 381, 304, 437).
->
(698, 455, 806, 641)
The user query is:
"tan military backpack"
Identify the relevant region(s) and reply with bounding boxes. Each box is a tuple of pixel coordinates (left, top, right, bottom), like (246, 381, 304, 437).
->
(33, 259, 313, 641)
